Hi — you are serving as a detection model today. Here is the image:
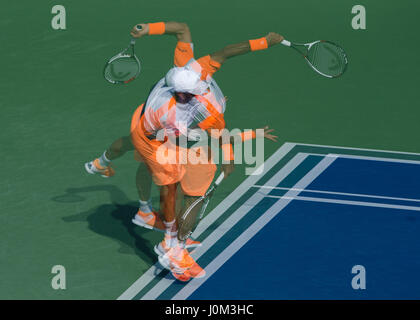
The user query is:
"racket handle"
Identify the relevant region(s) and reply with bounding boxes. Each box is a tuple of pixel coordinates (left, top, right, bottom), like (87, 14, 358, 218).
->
(281, 39, 291, 47)
(215, 172, 225, 185)
(130, 25, 143, 44)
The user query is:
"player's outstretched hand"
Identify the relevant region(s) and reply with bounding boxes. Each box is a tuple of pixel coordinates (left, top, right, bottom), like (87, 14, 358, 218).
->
(265, 32, 284, 47)
(130, 24, 149, 38)
(257, 126, 278, 142)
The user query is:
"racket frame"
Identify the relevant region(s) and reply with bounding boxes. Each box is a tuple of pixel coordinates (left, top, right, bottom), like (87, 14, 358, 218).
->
(178, 172, 225, 241)
(103, 26, 142, 84)
(281, 39, 348, 78)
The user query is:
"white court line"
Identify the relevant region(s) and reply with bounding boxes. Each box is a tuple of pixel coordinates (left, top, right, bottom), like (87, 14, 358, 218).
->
(172, 155, 337, 300)
(327, 153, 420, 166)
(117, 142, 296, 300)
(295, 142, 420, 156)
(263, 195, 420, 212)
(253, 186, 420, 203)
(141, 153, 311, 300)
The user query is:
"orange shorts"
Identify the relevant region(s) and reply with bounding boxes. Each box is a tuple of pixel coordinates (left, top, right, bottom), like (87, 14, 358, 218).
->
(130, 104, 216, 196)
(181, 148, 217, 196)
(130, 104, 185, 186)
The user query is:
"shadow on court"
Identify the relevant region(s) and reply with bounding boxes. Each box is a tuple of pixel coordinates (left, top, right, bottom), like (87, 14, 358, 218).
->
(51, 185, 162, 267)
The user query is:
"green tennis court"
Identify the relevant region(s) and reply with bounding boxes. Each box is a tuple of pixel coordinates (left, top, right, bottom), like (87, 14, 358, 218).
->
(1, 0, 419, 299)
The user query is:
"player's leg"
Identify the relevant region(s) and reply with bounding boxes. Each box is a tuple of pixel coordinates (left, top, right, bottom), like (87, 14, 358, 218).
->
(155, 191, 202, 253)
(159, 157, 216, 280)
(128, 101, 166, 230)
(135, 183, 177, 239)
(129, 102, 197, 274)
(154, 183, 199, 281)
(175, 157, 217, 279)
(86, 101, 145, 177)
(160, 183, 178, 245)
(157, 184, 187, 260)
(130, 115, 186, 234)
(85, 135, 134, 177)
(106, 135, 135, 160)
(158, 192, 206, 281)
(131, 161, 166, 232)
(135, 161, 152, 202)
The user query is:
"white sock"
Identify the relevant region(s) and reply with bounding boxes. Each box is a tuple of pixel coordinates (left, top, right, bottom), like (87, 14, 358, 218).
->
(99, 151, 111, 167)
(164, 220, 178, 248)
(164, 219, 177, 233)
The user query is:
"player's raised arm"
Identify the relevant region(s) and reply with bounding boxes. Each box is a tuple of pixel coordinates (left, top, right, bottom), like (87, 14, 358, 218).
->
(130, 21, 192, 43)
(210, 32, 284, 65)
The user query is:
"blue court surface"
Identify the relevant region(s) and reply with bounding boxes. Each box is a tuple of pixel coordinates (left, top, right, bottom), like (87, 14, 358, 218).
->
(118, 143, 420, 300)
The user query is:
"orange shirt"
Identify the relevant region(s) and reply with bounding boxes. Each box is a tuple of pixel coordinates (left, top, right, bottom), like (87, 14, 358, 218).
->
(139, 42, 226, 141)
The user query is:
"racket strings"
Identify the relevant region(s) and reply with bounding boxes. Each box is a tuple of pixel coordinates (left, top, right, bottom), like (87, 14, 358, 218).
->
(104, 56, 140, 83)
(308, 42, 347, 77)
(177, 175, 222, 241)
(178, 197, 205, 241)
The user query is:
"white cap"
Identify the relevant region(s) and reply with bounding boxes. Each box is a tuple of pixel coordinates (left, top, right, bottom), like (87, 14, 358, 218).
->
(165, 66, 209, 95)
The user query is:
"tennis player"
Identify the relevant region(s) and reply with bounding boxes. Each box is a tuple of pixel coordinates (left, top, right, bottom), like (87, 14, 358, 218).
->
(86, 21, 282, 281)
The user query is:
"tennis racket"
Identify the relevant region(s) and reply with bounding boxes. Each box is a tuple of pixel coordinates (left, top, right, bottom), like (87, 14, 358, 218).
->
(103, 25, 142, 84)
(281, 39, 348, 78)
(177, 172, 225, 241)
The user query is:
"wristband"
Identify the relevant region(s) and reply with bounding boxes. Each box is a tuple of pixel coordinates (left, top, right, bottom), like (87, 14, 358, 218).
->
(249, 37, 268, 51)
(148, 22, 165, 35)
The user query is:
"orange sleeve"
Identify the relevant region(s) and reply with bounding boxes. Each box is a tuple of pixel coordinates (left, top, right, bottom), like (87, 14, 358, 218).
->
(174, 41, 194, 67)
(195, 95, 225, 132)
(196, 55, 222, 80)
(198, 114, 225, 133)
